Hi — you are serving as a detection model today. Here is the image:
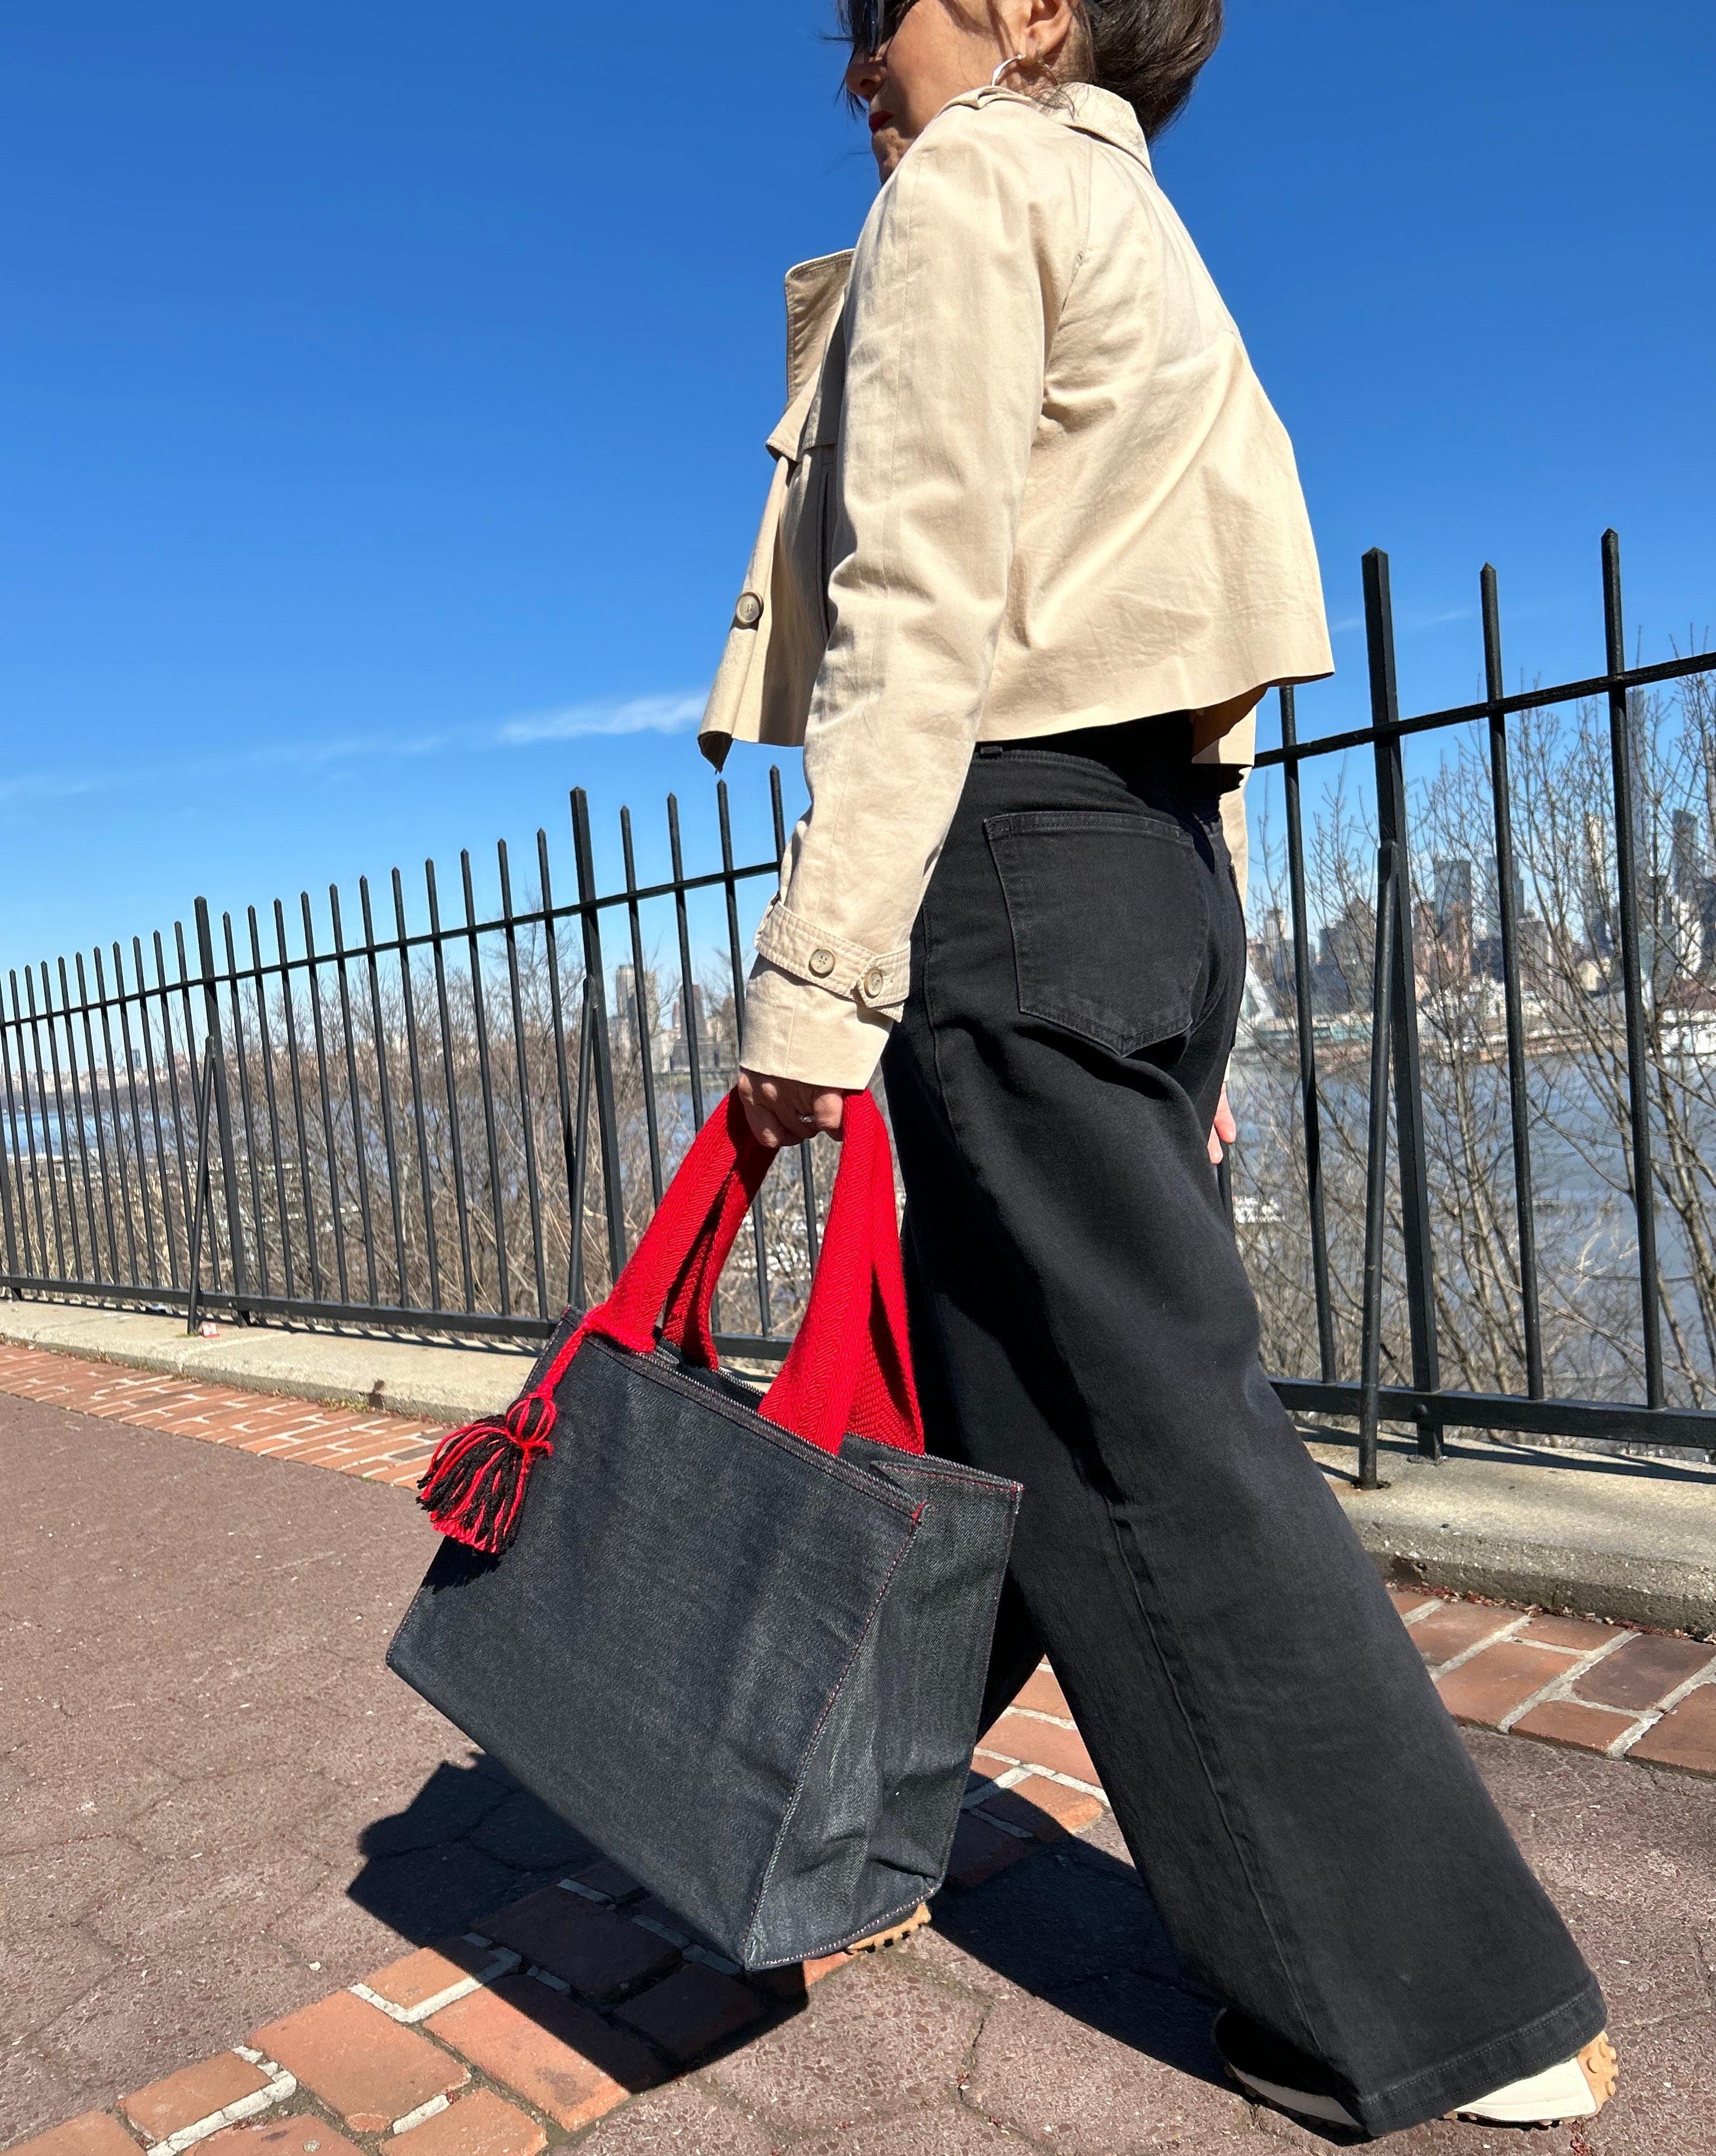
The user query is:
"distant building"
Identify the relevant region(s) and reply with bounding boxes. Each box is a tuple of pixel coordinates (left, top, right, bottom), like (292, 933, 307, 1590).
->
(611, 965, 662, 1061)
(1315, 896, 1375, 1014)
(1429, 857, 1474, 985)
(1667, 810, 1707, 976)
(1698, 877, 1716, 978)
(1583, 813, 1614, 959)
(1248, 905, 1296, 1019)
(666, 983, 707, 1075)
(1433, 856, 1472, 936)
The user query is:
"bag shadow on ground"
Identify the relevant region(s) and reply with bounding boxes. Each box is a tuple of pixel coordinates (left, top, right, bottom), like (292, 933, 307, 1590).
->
(347, 1762, 1234, 2099)
(347, 1750, 601, 1942)
(931, 1799, 1233, 2094)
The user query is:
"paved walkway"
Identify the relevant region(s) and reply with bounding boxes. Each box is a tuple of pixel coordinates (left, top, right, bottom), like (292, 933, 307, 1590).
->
(0, 1307, 534, 1430)
(5, 1377, 1716, 2151)
(0, 1342, 448, 1490)
(13, 1300, 1716, 1633)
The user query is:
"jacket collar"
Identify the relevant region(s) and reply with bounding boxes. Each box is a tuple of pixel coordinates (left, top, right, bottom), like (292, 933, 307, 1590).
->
(783, 249, 855, 403)
(766, 248, 855, 460)
(937, 81, 1153, 174)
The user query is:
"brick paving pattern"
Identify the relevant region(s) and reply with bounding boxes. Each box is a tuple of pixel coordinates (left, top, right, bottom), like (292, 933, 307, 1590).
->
(0, 1343, 445, 1488)
(27, 1740, 1711, 2156)
(1387, 1585, 1716, 1768)
(8, 1348, 1716, 2148)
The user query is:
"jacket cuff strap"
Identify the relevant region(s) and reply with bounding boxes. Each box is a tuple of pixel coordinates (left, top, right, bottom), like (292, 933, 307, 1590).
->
(754, 898, 910, 1015)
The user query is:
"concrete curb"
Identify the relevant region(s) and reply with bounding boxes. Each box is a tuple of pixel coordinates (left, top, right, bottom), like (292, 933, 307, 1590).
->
(1314, 1435, 1716, 1635)
(0, 1301, 536, 1427)
(1354, 1520, 1716, 1636)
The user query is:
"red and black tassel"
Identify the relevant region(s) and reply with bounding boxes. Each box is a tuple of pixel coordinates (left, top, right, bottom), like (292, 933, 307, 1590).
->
(418, 1385, 558, 1554)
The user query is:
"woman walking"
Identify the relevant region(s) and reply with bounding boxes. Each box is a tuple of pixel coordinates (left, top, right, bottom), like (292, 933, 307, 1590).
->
(700, 0, 1615, 2136)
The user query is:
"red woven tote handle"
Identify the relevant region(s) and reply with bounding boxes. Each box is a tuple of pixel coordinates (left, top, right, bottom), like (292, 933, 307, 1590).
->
(419, 1087, 924, 1551)
(586, 1089, 771, 1362)
(576, 1088, 923, 1458)
(758, 1092, 923, 1456)
(657, 1146, 767, 1368)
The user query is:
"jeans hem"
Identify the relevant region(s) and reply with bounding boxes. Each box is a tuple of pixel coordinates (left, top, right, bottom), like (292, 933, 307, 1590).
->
(1351, 1978, 1609, 2139)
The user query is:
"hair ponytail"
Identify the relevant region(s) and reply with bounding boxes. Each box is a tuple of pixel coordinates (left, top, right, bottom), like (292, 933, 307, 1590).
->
(1069, 0, 1223, 140)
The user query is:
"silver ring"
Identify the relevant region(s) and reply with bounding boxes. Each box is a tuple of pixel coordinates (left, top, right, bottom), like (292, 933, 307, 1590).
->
(797, 1112, 816, 1125)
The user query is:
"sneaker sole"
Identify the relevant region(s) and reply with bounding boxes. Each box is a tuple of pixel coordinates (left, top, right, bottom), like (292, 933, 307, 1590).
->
(847, 1902, 931, 1954)
(1447, 2031, 1619, 2126)
(1221, 2023, 1619, 2134)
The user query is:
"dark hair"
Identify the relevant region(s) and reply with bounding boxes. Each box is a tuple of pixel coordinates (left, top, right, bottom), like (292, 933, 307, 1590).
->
(1069, 0, 1223, 140)
(835, 0, 1221, 143)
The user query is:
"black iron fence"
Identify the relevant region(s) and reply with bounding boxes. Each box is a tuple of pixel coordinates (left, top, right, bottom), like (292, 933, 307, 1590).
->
(0, 774, 825, 1361)
(2, 530, 1714, 1480)
(1250, 531, 1716, 1481)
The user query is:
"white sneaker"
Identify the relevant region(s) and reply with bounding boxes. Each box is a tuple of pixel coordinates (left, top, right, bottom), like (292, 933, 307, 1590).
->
(1446, 2033, 1619, 2125)
(1214, 2011, 1618, 2133)
(1211, 2009, 1361, 2127)
(1224, 2062, 1359, 2129)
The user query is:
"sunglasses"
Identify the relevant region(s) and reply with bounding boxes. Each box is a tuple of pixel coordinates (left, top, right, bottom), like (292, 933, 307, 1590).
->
(845, 0, 920, 59)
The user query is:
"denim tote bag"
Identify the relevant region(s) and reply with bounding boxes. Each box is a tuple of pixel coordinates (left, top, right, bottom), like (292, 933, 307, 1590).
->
(387, 1091, 1020, 1971)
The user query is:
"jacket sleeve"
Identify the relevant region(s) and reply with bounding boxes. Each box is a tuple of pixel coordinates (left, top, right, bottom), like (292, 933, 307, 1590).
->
(741, 103, 1086, 1089)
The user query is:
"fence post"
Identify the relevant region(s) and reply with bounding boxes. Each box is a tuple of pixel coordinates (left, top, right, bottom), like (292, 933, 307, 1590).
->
(1481, 564, 1546, 1400)
(1601, 530, 1665, 1409)
(570, 791, 627, 1287)
(1280, 684, 1337, 1382)
(1362, 550, 1443, 1461)
(185, 1042, 215, 1336)
(193, 897, 251, 1322)
(1358, 844, 1399, 1491)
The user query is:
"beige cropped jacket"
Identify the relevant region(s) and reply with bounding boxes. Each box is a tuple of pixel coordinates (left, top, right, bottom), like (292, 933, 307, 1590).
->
(700, 83, 1332, 1088)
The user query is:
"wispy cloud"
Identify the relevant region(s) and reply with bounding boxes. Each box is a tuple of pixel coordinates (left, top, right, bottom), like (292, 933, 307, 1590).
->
(0, 768, 121, 806)
(228, 730, 458, 774)
(498, 692, 705, 745)
(0, 687, 710, 816)
(1329, 605, 1475, 637)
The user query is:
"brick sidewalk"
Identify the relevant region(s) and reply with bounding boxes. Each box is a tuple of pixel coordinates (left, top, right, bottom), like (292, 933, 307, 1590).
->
(18, 1719, 1716, 2156)
(1389, 1589, 1716, 1770)
(0, 1344, 444, 1488)
(15, 1675, 1114, 2156)
(8, 1335, 1716, 2152)
(3, 1335, 1713, 1777)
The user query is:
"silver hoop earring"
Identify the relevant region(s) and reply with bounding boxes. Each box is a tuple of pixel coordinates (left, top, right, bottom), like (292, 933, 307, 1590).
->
(991, 52, 1028, 85)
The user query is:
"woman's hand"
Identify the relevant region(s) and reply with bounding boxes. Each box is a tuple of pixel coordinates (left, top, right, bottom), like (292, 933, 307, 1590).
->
(1208, 1084, 1237, 1165)
(738, 1069, 851, 1149)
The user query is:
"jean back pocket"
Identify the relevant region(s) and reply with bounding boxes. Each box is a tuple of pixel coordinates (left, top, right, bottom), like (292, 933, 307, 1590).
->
(985, 809, 1208, 1056)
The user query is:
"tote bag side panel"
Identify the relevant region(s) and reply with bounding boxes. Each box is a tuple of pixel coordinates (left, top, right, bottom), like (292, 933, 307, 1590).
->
(519, 1304, 582, 1392)
(744, 1452, 1020, 1968)
(863, 1459, 1021, 1886)
(388, 1342, 921, 1962)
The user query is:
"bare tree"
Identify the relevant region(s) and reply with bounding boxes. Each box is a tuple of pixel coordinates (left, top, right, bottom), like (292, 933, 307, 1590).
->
(1232, 673, 1716, 1432)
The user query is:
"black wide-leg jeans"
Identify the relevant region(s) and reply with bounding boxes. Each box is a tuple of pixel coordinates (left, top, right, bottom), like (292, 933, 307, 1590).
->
(880, 721, 1604, 2140)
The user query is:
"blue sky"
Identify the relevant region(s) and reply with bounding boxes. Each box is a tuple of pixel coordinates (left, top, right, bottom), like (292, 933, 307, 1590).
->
(2, 0, 1713, 965)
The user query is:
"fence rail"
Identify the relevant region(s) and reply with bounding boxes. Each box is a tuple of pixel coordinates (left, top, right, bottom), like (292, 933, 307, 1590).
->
(1250, 531, 1716, 1479)
(3, 528, 1715, 1477)
(0, 771, 826, 1360)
